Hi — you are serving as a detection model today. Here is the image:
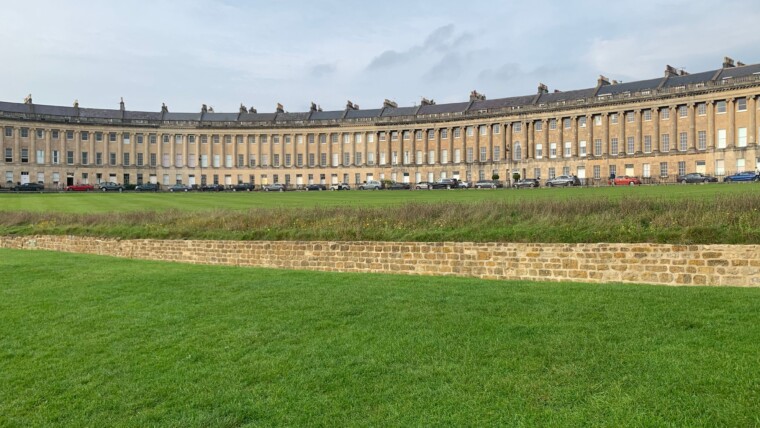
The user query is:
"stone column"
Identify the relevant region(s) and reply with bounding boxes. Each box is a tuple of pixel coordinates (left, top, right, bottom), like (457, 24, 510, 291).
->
(652, 108, 660, 153)
(619, 111, 626, 155)
(635, 110, 642, 154)
(45, 128, 51, 165)
(586, 115, 594, 156)
(571, 117, 578, 157)
(727, 98, 735, 148)
(688, 103, 696, 152)
(669, 105, 678, 152)
(750, 96, 757, 146)
(602, 113, 609, 155)
(522, 121, 529, 160)
(74, 130, 81, 165)
(707, 101, 715, 149)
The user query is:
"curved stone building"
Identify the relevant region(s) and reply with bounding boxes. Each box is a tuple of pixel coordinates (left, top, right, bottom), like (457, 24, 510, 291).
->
(1, 57, 759, 189)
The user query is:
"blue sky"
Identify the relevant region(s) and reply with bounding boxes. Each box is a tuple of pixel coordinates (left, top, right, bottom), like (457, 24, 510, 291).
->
(2, 0, 760, 113)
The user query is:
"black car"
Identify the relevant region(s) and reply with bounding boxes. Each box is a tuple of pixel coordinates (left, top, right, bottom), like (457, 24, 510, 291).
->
(201, 184, 225, 191)
(99, 182, 124, 192)
(676, 173, 718, 184)
(387, 182, 411, 190)
(513, 179, 540, 188)
(12, 183, 44, 192)
(232, 183, 255, 191)
(135, 183, 160, 192)
(305, 183, 327, 191)
(430, 178, 460, 189)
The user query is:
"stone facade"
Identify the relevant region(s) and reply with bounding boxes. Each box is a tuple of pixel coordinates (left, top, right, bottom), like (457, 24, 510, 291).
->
(2, 236, 758, 287)
(1, 58, 760, 188)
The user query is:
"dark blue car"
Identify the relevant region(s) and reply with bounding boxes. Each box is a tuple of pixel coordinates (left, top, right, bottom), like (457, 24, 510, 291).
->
(723, 171, 759, 182)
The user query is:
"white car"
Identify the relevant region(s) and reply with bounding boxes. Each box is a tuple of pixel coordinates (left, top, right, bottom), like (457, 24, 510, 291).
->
(330, 183, 351, 191)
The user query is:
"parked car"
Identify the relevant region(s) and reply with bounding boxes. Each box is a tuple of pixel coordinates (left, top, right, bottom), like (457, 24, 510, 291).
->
(358, 180, 384, 190)
(65, 184, 95, 192)
(99, 182, 124, 192)
(135, 183, 160, 192)
(609, 176, 642, 186)
(11, 183, 44, 192)
(168, 184, 192, 192)
(513, 179, 540, 189)
(305, 183, 327, 191)
(676, 173, 718, 184)
(414, 182, 432, 190)
(723, 171, 759, 182)
(330, 183, 351, 191)
(474, 180, 499, 189)
(457, 180, 471, 189)
(430, 178, 460, 189)
(545, 175, 581, 187)
(201, 184, 225, 191)
(262, 183, 287, 192)
(387, 182, 411, 190)
(232, 183, 255, 191)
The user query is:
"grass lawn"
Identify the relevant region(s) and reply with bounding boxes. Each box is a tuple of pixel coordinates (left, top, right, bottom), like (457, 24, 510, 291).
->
(1, 249, 758, 426)
(1, 184, 758, 244)
(0, 183, 757, 213)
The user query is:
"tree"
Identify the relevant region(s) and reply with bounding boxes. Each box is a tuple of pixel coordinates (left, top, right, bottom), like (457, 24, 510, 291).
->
(492, 173, 500, 180)
(512, 172, 521, 182)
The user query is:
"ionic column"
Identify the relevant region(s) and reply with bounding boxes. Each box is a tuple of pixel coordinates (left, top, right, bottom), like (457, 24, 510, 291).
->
(727, 98, 736, 148)
(652, 108, 660, 153)
(619, 111, 626, 154)
(750, 96, 757, 146)
(635, 110, 642, 154)
(669, 105, 678, 152)
(688, 103, 696, 151)
(706, 101, 715, 149)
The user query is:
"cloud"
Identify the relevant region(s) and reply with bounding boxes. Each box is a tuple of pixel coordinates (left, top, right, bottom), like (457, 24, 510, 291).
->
(366, 24, 473, 71)
(310, 63, 337, 78)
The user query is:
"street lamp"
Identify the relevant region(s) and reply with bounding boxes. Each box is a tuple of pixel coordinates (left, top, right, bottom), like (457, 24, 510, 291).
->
(198, 155, 203, 187)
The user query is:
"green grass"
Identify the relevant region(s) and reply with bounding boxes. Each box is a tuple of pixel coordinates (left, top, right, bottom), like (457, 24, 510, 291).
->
(0, 183, 756, 213)
(1, 249, 758, 426)
(1, 184, 759, 244)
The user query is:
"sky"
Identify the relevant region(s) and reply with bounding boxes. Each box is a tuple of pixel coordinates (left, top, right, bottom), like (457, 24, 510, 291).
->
(2, 0, 760, 114)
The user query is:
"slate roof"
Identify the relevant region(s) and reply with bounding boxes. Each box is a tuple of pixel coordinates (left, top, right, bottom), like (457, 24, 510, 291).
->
(201, 112, 239, 122)
(309, 110, 344, 120)
(380, 106, 418, 117)
(661, 70, 718, 88)
(470, 95, 536, 110)
(78, 107, 122, 119)
(0, 101, 31, 114)
(345, 108, 382, 119)
(535, 88, 597, 104)
(37, 104, 80, 116)
(596, 78, 663, 96)
(417, 102, 470, 115)
(164, 112, 202, 121)
(716, 63, 760, 79)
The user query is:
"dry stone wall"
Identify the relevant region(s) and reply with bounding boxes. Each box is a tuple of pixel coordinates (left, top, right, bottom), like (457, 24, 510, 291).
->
(1, 235, 759, 287)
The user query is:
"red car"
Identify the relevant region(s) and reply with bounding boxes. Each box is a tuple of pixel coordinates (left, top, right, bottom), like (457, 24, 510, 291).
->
(609, 176, 642, 186)
(65, 184, 95, 191)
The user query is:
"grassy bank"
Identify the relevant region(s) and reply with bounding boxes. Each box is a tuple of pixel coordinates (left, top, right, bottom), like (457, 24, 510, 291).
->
(1, 249, 758, 426)
(1, 190, 759, 243)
